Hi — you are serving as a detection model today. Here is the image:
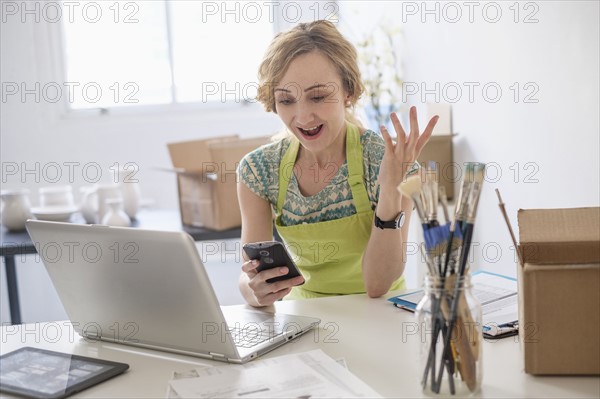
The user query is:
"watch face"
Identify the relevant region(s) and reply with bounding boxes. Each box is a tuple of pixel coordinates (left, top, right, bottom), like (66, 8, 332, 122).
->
(398, 212, 406, 228)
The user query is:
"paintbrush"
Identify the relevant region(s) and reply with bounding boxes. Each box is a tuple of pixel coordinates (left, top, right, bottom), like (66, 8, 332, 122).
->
(441, 163, 473, 277)
(428, 161, 440, 226)
(439, 184, 450, 224)
(428, 163, 476, 392)
(399, 173, 443, 277)
(435, 162, 485, 392)
(419, 175, 461, 393)
(422, 188, 463, 392)
(398, 173, 436, 277)
(399, 172, 448, 388)
(420, 166, 433, 227)
(420, 221, 461, 393)
(397, 174, 428, 228)
(459, 163, 485, 274)
(495, 188, 523, 266)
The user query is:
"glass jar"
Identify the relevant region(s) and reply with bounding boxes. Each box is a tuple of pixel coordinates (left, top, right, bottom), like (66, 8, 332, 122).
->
(415, 274, 482, 396)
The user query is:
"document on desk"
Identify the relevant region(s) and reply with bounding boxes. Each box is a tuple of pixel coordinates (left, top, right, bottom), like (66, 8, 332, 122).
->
(388, 271, 518, 338)
(166, 349, 381, 398)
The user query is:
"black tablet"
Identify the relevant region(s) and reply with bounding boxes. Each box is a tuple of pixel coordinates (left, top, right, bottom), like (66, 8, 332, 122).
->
(0, 347, 129, 399)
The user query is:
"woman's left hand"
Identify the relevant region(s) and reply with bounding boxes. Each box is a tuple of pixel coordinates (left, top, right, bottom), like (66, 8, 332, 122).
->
(378, 106, 439, 190)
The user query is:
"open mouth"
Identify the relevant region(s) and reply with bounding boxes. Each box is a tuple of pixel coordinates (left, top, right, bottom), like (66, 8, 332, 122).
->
(298, 124, 323, 137)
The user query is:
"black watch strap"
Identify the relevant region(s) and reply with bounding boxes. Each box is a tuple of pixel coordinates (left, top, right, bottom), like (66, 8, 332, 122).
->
(374, 211, 405, 229)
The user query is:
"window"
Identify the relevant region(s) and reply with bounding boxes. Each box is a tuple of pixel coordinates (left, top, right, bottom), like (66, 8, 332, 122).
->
(60, 1, 275, 110)
(169, 1, 273, 104)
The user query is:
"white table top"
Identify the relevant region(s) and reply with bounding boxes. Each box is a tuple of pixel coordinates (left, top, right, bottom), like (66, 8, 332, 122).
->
(1, 293, 599, 398)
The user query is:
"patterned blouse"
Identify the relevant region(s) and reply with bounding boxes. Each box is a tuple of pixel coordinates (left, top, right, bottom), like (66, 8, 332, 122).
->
(238, 129, 418, 227)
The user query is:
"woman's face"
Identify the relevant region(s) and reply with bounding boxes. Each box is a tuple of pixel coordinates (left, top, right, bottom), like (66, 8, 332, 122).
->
(274, 51, 349, 154)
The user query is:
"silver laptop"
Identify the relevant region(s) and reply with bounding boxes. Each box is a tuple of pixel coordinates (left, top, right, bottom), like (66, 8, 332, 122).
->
(25, 220, 320, 364)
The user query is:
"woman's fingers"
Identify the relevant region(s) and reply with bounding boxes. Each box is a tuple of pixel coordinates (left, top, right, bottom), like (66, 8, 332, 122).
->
(409, 106, 420, 139)
(241, 259, 259, 274)
(380, 124, 394, 152)
(406, 106, 420, 154)
(381, 124, 404, 164)
(389, 108, 439, 159)
(260, 267, 289, 283)
(390, 112, 406, 148)
(252, 276, 301, 306)
(415, 115, 439, 155)
(245, 264, 303, 306)
(382, 109, 438, 178)
(259, 287, 292, 305)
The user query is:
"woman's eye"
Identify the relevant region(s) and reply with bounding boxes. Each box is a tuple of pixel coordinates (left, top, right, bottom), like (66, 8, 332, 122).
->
(312, 96, 325, 102)
(277, 98, 294, 105)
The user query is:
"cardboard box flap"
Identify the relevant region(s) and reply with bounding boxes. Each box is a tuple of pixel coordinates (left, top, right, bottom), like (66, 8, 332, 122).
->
(207, 136, 271, 176)
(156, 166, 214, 178)
(517, 207, 600, 265)
(167, 135, 239, 172)
(417, 133, 457, 200)
(166, 135, 271, 231)
(208, 136, 270, 154)
(424, 133, 458, 141)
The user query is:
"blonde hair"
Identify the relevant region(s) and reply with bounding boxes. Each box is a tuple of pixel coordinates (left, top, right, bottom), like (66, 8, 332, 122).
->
(257, 20, 365, 129)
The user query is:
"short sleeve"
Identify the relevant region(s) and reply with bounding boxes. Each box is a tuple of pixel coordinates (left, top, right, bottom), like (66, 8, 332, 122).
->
(361, 130, 385, 208)
(238, 153, 269, 201)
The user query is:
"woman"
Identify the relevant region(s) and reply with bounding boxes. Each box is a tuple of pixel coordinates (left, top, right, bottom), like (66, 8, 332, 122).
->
(238, 20, 438, 307)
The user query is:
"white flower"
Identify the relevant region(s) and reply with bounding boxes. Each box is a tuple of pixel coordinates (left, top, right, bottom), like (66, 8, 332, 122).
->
(355, 20, 404, 126)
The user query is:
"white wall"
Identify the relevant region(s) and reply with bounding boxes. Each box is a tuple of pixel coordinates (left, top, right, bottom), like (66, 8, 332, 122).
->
(2, 1, 599, 323)
(400, 1, 600, 277)
(341, 0, 599, 278)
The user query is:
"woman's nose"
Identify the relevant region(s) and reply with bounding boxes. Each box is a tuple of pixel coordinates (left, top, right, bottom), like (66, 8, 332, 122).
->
(295, 102, 315, 126)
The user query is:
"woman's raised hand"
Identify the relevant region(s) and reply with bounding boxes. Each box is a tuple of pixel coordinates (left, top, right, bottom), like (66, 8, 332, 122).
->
(378, 106, 439, 190)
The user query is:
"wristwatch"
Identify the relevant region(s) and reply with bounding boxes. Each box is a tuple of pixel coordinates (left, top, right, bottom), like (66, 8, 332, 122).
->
(374, 211, 405, 229)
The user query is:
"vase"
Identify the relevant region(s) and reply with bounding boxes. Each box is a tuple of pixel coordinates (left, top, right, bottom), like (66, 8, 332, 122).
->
(1, 189, 33, 231)
(118, 167, 141, 220)
(101, 199, 130, 227)
(96, 183, 122, 223)
(79, 185, 98, 224)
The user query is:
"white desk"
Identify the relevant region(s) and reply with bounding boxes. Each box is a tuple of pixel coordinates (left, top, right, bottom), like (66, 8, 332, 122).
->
(1, 293, 599, 398)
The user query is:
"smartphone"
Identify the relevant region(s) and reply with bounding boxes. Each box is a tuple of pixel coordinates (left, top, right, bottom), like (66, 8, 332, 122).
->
(242, 241, 304, 284)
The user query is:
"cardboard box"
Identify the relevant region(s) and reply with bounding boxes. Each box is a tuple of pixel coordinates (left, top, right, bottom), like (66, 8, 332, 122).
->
(517, 207, 600, 375)
(417, 134, 456, 200)
(420, 103, 455, 200)
(167, 135, 270, 230)
(427, 102, 453, 134)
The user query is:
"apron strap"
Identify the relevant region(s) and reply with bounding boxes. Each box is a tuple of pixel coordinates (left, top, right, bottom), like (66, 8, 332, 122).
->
(346, 123, 372, 214)
(276, 123, 372, 216)
(277, 138, 299, 215)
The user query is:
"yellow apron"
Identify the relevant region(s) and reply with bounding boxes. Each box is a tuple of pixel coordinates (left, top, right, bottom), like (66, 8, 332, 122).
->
(275, 122, 405, 299)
